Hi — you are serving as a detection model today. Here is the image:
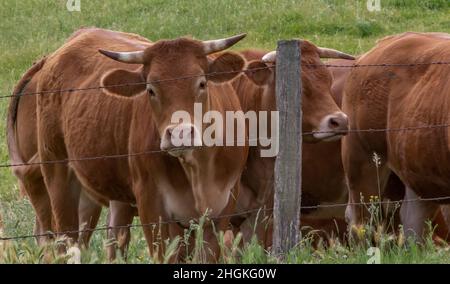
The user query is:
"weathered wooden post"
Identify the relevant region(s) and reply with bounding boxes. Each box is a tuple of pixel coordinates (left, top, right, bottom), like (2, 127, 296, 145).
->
(272, 40, 302, 257)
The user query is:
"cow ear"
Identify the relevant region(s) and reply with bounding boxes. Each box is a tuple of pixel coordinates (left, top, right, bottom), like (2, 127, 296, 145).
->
(101, 68, 146, 97)
(207, 52, 245, 83)
(245, 60, 273, 86)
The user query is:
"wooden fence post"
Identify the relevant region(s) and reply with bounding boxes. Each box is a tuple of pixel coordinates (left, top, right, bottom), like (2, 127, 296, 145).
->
(272, 40, 302, 257)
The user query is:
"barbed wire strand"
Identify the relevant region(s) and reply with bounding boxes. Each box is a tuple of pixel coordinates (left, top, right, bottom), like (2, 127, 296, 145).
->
(1, 195, 450, 241)
(2, 61, 450, 99)
(302, 123, 450, 135)
(0, 123, 449, 169)
(317, 61, 450, 68)
(0, 66, 275, 99)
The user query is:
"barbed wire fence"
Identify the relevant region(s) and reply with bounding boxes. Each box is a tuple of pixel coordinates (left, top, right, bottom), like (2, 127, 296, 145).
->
(1, 60, 450, 99)
(0, 46, 449, 245)
(2, 195, 450, 242)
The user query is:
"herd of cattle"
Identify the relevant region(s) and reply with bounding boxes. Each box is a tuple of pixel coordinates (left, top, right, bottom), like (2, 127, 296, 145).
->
(4, 28, 450, 262)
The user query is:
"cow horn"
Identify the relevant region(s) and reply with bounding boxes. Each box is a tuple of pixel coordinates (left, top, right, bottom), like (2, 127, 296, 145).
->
(262, 51, 276, 63)
(98, 49, 145, 64)
(203, 33, 247, 55)
(262, 48, 355, 62)
(317, 47, 355, 60)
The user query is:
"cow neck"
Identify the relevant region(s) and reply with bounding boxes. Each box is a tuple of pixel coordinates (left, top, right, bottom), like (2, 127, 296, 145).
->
(177, 83, 242, 218)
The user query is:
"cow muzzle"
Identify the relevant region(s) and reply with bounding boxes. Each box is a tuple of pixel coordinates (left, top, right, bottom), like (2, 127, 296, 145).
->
(313, 112, 349, 141)
(160, 123, 202, 157)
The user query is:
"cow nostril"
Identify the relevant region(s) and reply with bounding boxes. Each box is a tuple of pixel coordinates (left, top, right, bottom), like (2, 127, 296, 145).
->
(180, 127, 191, 138)
(328, 117, 340, 129)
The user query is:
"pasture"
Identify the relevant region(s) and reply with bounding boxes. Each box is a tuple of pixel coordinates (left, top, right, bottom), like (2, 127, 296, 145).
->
(0, 0, 450, 263)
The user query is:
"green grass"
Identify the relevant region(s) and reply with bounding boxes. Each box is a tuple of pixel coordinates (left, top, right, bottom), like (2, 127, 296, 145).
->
(0, 0, 449, 263)
(1, 209, 450, 264)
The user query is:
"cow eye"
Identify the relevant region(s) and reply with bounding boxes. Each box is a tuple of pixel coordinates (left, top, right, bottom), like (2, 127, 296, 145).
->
(199, 81, 207, 90)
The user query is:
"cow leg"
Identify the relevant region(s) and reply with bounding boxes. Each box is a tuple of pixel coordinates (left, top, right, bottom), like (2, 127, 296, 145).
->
(78, 190, 102, 249)
(176, 221, 223, 263)
(236, 182, 270, 246)
(400, 187, 439, 242)
(382, 173, 406, 232)
(205, 182, 241, 263)
(14, 154, 55, 245)
(167, 222, 230, 263)
(167, 223, 185, 263)
(173, 193, 239, 263)
(20, 177, 54, 245)
(239, 210, 271, 246)
(342, 135, 391, 234)
(238, 157, 275, 247)
(438, 205, 450, 241)
(204, 225, 221, 263)
(134, 179, 167, 261)
(440, 205, 450, 230)
(432, 205, 450, 242)
(106, 201, 135, 262)
(41, 163, 80, 252)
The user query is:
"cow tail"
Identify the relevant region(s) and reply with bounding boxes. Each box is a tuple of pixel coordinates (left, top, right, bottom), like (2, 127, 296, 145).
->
(6, 57, 46, 177)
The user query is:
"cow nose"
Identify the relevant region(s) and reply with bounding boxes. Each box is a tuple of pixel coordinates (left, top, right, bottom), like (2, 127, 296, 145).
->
(160, 124, 201, 153)
(171, 125, 195, 141)
(313, 112, 349, 141)
(326, 112, 349, 134)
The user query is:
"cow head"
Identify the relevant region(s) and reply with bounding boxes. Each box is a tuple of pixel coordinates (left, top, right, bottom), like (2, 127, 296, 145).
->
(245, 40, 353, 143)
(99, 34, 246, 155)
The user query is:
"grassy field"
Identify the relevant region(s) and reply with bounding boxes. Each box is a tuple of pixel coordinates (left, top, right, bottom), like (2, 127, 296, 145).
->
(0, 0, 449, 263)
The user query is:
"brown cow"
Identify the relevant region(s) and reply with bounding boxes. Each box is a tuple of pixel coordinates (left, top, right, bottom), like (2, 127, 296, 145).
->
(8, 38, 148, 259)
(234, 51, 450, 245)
(325, 58, 450, 242)
(342, 32, 450, 240)
(7, 57, 103, 246)
(7, 50, 134, 252)
(230, 45, 354, 245)
(34, 27, 248, 261)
